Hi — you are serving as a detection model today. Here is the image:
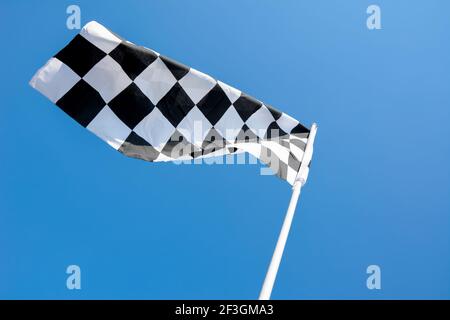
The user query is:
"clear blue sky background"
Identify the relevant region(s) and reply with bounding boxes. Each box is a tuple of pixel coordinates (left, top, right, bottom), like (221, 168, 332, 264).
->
(0, 0, 449, 299)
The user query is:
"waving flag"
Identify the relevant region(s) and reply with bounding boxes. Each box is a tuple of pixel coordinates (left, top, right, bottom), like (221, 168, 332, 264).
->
(30, 21, 318, 300)
(30, 21, 313, 185)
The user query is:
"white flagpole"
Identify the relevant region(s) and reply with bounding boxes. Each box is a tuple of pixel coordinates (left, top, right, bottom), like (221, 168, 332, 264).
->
(259, 123, 318, 300)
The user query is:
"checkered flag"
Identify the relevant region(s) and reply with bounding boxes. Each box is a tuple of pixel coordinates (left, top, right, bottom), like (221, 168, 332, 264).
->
(30, 21, 313, 185)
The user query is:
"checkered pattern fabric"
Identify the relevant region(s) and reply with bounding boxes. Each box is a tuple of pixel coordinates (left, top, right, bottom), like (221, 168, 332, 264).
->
(30, 21, 311, 185)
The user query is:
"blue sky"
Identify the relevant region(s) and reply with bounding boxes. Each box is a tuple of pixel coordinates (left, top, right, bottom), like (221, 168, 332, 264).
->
(1, 0, 449, 299)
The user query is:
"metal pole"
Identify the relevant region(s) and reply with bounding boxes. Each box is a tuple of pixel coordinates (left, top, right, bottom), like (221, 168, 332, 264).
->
(258, 123, 318, 300)
(258, 179, 303, 300)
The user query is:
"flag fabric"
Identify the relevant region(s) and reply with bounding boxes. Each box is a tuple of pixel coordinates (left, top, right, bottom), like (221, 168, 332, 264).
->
(30, 21, 312, 185)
